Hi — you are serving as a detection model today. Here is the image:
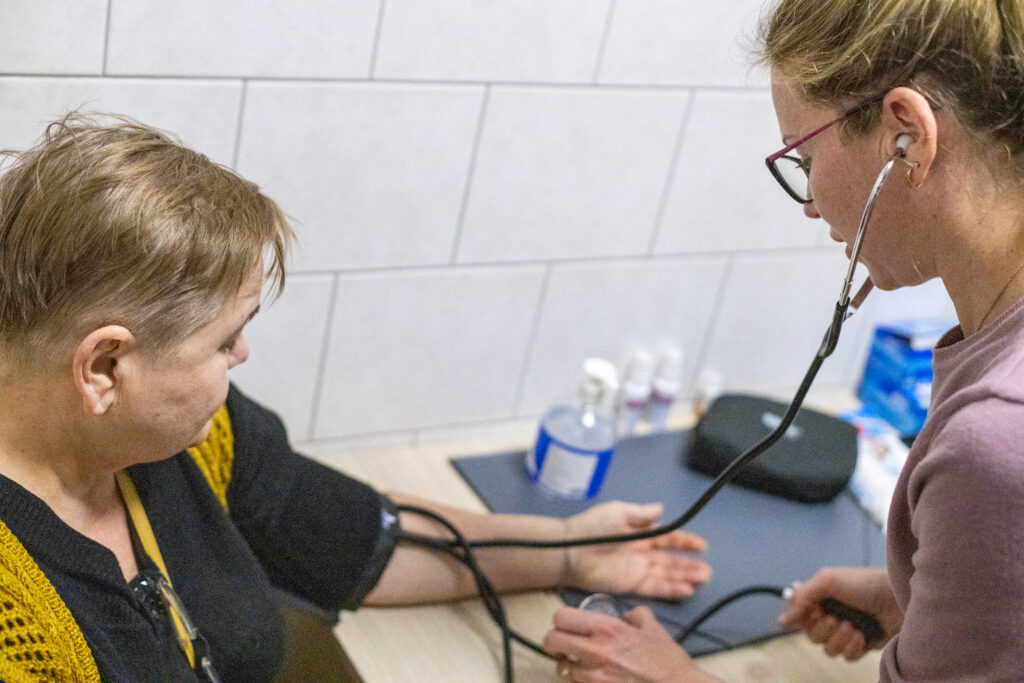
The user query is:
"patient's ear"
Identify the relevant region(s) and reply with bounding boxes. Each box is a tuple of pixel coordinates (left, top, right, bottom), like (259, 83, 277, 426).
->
(73, 326, 134, 415)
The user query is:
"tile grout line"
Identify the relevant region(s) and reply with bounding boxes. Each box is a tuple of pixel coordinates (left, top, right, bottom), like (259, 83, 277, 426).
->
(302, 374, 860, 448)
(647, 89, 696, 255)
(511, 264, 554, 417)
(230, 80, 249, 169)
(449, 85, 490, 264)
(304, 412, 536, 449)
(686, 254, 735, 397)
(278, 244, 838, 279)
(0, 72, 768, 94)
(591, 0, 618, 84)
(101, 0, 114, 75)
(306, 272, 341, 441)
(367, 0, 387, 79)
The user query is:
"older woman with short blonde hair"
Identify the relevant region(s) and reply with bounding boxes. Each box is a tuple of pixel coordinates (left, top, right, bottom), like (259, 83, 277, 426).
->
(0, 114, 711, 682)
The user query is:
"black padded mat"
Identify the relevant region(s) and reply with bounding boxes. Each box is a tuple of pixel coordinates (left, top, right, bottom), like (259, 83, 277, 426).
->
(451, 430, 886, 656)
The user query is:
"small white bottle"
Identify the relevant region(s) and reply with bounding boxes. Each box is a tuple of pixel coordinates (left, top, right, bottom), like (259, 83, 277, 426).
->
(645, 346, 684, 431)
(616, 349, 654, 437)
(526, 358, 619, 500)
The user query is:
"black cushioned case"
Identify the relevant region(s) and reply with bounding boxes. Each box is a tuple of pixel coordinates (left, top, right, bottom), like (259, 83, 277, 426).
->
(688, 394, 858, 503)
(451, 429, 886, 656)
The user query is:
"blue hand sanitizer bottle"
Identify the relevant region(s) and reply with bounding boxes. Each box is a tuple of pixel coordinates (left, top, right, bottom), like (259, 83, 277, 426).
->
(526, 358, 619, 500)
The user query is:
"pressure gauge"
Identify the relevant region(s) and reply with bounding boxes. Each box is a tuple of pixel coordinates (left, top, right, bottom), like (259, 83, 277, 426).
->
(578, 593, 623, 619)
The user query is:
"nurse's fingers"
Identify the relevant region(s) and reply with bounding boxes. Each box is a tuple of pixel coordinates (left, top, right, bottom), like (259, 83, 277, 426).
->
(823, 619, 856, 658)
(551, 606, 622, 636)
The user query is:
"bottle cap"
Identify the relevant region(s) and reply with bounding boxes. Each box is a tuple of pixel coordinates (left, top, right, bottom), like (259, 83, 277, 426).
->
(651, 345, 683, 397)
(579, 357, 619, 405)
(583, 357, 619, 392)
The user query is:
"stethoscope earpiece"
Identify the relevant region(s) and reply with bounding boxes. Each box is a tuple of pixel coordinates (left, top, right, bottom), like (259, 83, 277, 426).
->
(895, 134, 913, 154)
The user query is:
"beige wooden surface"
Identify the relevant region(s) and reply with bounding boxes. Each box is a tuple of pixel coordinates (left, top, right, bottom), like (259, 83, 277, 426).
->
(323, 398, 881, 682)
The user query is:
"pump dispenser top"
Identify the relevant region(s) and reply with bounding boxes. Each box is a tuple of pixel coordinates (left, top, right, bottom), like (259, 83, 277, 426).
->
(581, 357, 619, 422)
(525, 358, 619, 500)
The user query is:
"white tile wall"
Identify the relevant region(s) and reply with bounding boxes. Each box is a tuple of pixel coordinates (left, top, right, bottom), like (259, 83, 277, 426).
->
(698, 254, 954, 397)
(0, 78, 242, 166)
(457, 87, 689, 263)
(1, 1, 956, 447)
(0, 0, 108, 74)
(655, 90, 816, 254)
(106, 0, 379, 78)
(599, 0, 768, 87)
(314, 266, 545, 438)
(374, 0, 610, 83)
(700, 250, 861, 392)
(237, 82, 483, 271)
(519, 257, 729, 416)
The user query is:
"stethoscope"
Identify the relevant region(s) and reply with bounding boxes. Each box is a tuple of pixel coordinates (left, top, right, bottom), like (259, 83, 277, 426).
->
(396, 136, 913, 682)
(834, 133, 916, 324)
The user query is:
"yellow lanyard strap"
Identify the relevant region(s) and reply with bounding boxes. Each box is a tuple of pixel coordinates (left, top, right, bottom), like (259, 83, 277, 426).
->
(115, 470, 197, 669)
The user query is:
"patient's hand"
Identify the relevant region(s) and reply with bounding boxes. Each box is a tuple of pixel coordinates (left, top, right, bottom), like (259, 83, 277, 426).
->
(564, 502, 711, 598)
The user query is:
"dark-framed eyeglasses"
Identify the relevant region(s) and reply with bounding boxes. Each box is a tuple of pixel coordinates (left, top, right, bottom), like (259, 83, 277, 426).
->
(764, 115, 845, 204)
(765, 96, 890, 204)
(131, 570, 222, 683)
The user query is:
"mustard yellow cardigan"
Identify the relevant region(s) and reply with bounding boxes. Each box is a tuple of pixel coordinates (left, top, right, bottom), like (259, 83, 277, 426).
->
(0, 406, 234, 683)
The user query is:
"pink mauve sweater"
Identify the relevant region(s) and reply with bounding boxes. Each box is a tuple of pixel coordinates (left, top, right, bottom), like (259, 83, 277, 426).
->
(881, 295, 1024, 681)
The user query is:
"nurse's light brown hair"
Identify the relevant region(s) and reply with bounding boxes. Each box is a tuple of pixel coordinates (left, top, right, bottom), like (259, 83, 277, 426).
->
(757, 0, 1024, 172)
(0, 113, 294, 368)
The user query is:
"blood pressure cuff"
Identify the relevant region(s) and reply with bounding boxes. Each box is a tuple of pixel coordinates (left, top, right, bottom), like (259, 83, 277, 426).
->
(224, 385, 401, 612)
(687, 394, 857, 503)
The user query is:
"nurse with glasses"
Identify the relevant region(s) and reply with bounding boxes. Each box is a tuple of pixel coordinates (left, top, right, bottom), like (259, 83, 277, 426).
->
(543, 1, 1024, 680)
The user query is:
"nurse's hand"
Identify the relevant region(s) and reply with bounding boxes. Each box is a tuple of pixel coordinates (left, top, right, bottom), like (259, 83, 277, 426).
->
(564, 502, 711, 598)
(543, 605, 721, 682)
(778, 566, 902, 661)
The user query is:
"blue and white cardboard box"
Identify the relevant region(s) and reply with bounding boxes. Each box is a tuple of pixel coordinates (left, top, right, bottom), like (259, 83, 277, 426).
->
(857, 318, 955, 436)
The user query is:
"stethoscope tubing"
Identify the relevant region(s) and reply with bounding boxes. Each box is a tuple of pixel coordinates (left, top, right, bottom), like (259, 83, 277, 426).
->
(463, 153, 901, 552)
(841, 156, 897, 306)
(395, 153, 905, 682)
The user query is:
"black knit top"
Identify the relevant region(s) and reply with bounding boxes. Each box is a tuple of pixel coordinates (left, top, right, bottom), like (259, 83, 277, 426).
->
(0, 385, 398, 682)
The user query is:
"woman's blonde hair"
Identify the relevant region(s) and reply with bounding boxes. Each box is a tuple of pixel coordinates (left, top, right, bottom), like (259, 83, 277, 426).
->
(758, 0, 1024, 169)
(0, 113, 294, 368)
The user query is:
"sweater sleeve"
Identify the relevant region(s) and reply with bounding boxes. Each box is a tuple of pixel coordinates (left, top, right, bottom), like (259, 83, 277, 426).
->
(880, 397, 1024, 681)
(222, 384, 400, 612)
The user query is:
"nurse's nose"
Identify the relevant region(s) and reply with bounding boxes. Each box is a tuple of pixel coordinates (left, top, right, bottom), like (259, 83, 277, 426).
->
(803, 199, 821, 219)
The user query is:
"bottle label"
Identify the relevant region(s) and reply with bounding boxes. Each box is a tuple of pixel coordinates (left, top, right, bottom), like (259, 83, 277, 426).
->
(650, 391, 675, 405)
(527, 427, 614, 500)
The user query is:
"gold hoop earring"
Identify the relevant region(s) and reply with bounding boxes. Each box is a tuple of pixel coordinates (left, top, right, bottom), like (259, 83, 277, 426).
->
(897, 157, 922, 189)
